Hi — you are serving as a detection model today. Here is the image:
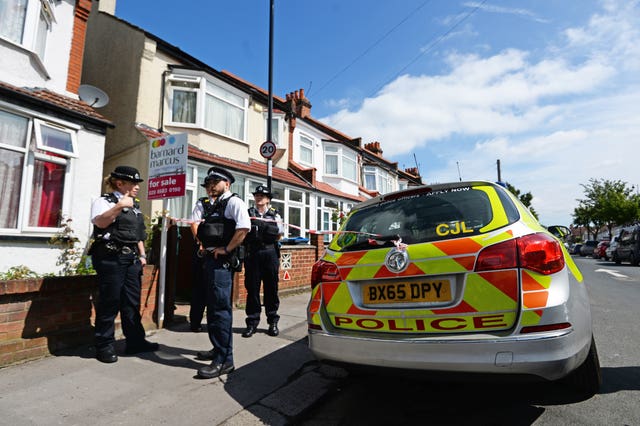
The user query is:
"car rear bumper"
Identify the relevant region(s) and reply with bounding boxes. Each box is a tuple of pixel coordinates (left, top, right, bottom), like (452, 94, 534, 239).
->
(308, 328, 591, 381)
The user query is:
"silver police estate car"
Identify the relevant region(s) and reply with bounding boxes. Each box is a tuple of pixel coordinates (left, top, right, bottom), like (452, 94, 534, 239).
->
(307, 181, 601, 395)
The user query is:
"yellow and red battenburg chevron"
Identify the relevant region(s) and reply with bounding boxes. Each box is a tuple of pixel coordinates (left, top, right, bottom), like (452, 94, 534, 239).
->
(308, 183, 582, 334)
(312, 225, 574, 333)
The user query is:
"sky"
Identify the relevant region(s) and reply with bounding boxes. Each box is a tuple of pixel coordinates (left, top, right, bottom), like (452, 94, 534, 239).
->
(115, 0, 640, 226)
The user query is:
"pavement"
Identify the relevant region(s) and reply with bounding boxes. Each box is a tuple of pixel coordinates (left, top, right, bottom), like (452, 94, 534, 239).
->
(0, 290, 345, 425)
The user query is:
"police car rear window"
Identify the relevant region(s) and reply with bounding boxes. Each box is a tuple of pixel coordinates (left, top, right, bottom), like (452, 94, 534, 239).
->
(333, 184, 519, 251)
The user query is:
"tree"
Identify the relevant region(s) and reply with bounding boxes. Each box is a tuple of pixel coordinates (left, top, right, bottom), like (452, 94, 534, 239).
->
(506, 182, 539, 220)
(574, 178, 638, 239)
(572, 203, 597, 240)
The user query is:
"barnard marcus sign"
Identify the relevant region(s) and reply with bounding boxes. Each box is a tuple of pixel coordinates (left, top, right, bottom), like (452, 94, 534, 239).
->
(147, 133, 187, 200)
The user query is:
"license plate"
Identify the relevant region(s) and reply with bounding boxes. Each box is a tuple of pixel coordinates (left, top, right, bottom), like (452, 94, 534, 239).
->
(362, 280, 452, 304)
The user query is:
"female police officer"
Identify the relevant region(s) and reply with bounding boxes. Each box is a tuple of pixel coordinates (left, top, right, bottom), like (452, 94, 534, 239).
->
(90, 166, 158, 363)
(242, 185, 284, 338)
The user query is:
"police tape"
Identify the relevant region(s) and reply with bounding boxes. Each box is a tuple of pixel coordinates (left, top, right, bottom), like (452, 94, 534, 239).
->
(166, 216, 381, 237)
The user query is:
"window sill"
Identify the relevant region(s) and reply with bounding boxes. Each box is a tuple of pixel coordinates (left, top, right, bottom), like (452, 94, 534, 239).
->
(0, 37, 50, 80)
(0, 234, 52, 242)
(164, 123, 248, 146)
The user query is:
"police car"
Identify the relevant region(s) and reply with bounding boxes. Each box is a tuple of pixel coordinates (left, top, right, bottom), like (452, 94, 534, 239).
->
(307, 181, 601, 395)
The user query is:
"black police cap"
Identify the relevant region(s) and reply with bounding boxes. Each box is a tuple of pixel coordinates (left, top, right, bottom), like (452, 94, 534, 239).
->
(201, 166, 235, 187)
(252, 185, 272, 198)
(110, 165, 144, 182)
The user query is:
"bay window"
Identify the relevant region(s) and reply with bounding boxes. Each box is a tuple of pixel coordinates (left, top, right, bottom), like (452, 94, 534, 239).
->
(364, 166, 393, 194)
(168, 73, 247, 142)
(323, 143, 357, 181)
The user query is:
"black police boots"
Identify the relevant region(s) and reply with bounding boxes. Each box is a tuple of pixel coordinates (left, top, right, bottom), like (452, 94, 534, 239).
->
(96, 345, 118, 363)
(197, 361, 235, 379)
(268, 323, 279, 337)
(242, 324, 257, 338)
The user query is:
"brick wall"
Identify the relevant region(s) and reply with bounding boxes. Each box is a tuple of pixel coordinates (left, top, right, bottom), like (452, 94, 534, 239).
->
(0, 267, 158, 367)
(232, 244, 318, 305)
(0, 235, 324, 367)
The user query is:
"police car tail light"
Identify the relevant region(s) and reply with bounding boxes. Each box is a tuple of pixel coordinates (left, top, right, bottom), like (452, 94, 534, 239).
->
(475, 233, 564, 275)
(311, 260, 340, 289)
(517, 233, 565, 275)
(476, 240, 518, 271)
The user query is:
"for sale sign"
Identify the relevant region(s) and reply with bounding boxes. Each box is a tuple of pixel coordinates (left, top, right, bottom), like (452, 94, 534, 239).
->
(147, 133, 188, 200)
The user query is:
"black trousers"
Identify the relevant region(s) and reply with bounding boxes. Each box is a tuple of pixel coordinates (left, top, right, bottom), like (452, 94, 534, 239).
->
(189, 247, 207, 327)
(93, 252, 146, 349)
(244, 245, 280, 326)
(203, 257, 234, 365)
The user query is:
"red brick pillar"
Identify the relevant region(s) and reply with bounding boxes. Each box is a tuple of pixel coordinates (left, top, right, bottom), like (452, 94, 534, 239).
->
(310, 233, 324, 261)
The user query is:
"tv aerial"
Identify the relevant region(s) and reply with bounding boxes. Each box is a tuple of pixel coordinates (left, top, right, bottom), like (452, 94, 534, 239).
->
(78, 84, 109, 108)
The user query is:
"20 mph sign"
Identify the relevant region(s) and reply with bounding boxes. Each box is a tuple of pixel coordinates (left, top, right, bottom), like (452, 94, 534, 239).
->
(260, 140, 276, 159)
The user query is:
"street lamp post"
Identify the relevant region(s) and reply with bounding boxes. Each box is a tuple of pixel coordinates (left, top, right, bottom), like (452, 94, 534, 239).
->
(267, 0, 274, 191)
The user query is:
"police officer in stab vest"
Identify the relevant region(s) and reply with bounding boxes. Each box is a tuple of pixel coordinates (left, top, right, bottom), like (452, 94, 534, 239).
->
(90, 166, 158, 363)
(242, 185, 284, 338)
(188, 177, 218, 333)
(193, 166, 250, 379)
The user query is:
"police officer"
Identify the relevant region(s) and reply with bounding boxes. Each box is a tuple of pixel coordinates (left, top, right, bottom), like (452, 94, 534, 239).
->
(242, 185, 284, 338)
(90, 166, 158, 363)
(188, 178, 217, 332)
(193, 166, 250, 379)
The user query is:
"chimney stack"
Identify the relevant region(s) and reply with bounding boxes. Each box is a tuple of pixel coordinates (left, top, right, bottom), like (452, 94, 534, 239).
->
(286, 88, 312, 119)
(404, 167, 420, 177)
(365, 141, 383, 156)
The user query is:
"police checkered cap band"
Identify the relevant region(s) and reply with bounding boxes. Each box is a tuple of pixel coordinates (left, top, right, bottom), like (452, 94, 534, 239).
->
(110, 165, 144, 182)
(202, 166, 235, 185)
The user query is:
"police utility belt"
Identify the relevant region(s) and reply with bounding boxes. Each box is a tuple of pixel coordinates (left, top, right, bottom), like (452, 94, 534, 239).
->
(198, 246, 244, 272)
(92, 240, 138, 255)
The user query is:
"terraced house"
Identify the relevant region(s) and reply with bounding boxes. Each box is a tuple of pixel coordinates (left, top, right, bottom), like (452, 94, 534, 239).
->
(0, 0, 111, 274)
(82, 0, 422, 245)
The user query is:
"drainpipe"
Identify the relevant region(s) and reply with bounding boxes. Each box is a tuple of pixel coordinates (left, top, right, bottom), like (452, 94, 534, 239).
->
(159, 70, 170, 132)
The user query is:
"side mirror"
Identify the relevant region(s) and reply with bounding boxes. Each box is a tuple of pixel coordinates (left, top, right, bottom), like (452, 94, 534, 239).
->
(547, 225, 571, 240)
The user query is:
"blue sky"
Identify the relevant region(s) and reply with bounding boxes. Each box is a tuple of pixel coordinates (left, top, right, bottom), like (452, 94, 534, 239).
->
(116, 0, 640, 226)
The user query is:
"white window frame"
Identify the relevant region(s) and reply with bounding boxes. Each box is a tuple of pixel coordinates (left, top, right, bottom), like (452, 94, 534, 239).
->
(0, 106, 77, 235)
(264, 114, 283, 147)
(166, 72, 248, 143)
(168, 76, 200, 125)
(364, 165, 393, 194)
(323, 142, 357, 182)
(324, 145, 339, 176)
(0, 0, 55, 59)
(33, 118, 78, 158)
(299, 134, 313, 165)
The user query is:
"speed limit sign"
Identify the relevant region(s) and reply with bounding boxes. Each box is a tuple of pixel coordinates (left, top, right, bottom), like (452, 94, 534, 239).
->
(260, 140, 276, 159)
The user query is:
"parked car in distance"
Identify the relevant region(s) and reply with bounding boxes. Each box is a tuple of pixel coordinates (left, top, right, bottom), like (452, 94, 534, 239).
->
(308, 180, 601, 396)
(605, 236, 619, 261)
(570, 243, 583, 255)
(613, 225, 640, 266)
(593, 241, 609, 260)
(580, 240, 598, 257)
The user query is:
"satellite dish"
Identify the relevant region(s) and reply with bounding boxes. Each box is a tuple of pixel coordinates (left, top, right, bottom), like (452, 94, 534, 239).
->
(78, 84, 109, 108)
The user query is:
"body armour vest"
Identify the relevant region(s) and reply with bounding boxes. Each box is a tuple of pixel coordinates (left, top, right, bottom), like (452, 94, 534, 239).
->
(245, 206, 280, 246)
(196, 194, 238, 248)
(93, 193, 146, 244)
